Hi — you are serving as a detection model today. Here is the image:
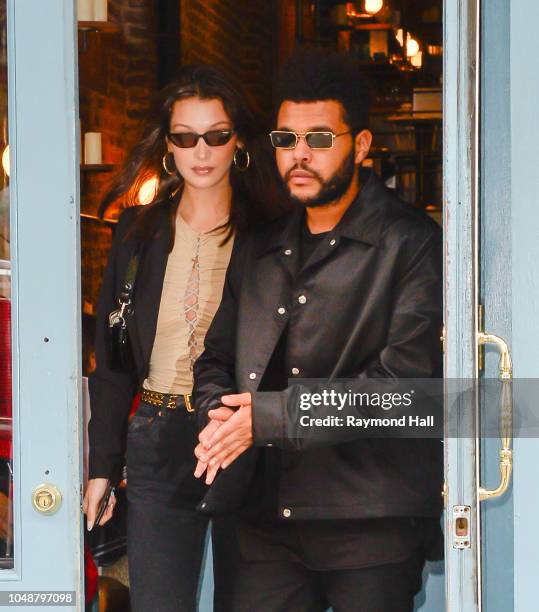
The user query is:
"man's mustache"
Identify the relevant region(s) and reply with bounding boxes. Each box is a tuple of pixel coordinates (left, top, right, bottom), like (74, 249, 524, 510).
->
(284, 163, 323, 184)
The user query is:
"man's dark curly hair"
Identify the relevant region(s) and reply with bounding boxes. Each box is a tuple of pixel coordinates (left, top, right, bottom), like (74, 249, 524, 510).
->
(275, 49, 371, 133)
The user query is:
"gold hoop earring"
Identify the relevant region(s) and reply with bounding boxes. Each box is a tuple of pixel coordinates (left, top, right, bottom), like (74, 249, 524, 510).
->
(233, 148, 250, 172)
(162, 152, 177, 175)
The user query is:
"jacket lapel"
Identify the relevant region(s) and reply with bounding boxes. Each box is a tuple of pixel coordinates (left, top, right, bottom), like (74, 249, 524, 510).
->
(128, 206, 171, 379)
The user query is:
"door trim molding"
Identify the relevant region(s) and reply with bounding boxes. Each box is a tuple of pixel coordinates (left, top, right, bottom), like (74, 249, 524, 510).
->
(443, 0, 481, 609)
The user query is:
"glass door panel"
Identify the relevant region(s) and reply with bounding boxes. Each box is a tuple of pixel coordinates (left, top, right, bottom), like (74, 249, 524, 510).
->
(0, 0, 13, 572)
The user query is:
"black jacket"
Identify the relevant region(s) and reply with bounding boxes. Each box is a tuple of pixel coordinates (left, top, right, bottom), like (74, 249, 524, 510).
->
(88, 204, 173, 480)
(193, 171, 443, 520)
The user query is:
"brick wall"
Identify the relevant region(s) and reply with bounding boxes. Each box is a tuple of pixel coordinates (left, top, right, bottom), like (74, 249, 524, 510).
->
(180, 0, 277, 122)
(79, 0, 159, 321)
(79, 0, 158, 217)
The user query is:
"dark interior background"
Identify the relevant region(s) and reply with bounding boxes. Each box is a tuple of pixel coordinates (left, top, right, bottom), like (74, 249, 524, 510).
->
(78, 0, 443, 373)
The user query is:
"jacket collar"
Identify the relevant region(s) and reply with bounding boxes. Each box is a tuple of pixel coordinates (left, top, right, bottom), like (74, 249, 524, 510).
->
(255, 169, 388, 258)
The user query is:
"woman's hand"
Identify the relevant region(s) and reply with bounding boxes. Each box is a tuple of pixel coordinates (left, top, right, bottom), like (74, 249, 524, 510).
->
(83, 478, 116, 530)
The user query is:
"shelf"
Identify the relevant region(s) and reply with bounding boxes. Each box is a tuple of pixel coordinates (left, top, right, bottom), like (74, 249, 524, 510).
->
(80, 164, 116, 173)
(385, 112, 442, 124)
(335, 23, 394, 31)
(77, 21, 121, 34)
(80, 213, 117, 226)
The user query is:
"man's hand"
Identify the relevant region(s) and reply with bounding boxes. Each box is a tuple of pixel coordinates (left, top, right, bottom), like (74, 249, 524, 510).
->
(193, 392, 253, 485)
(194, 410, 233, 484)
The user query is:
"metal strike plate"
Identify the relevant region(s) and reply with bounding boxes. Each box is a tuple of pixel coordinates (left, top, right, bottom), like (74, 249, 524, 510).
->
(453, 505, 471, 549)
(32, 484, 62, 515)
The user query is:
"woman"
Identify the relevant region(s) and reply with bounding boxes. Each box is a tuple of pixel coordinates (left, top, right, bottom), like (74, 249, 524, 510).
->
(82, 65, 284, 612)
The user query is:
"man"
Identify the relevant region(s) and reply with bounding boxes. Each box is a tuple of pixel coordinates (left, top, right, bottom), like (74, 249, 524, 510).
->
(192, 50, 443, 611)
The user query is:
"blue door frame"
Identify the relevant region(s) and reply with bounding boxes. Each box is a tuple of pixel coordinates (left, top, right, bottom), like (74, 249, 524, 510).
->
(445, 0, 539, 611)
(0, 0, 83, 604)
(443, 0, 480, 606)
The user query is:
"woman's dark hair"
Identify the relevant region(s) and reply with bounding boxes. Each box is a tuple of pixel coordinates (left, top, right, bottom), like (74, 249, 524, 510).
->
(275, 49, 371, 134)
(99, 64, 287, 247)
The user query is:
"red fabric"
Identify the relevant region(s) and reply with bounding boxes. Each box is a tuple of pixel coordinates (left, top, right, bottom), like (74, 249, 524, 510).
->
(0, 299, 12, 460)
(129, 392, 140, 417)
(84, 543, 98, 603)
(0, 299, 11, 419)
(0, 438, 11, 461)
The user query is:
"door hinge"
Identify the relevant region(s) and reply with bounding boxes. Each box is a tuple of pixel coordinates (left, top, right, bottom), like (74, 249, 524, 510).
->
(478, 304, 485, 372)
(440, 325, 446, 353)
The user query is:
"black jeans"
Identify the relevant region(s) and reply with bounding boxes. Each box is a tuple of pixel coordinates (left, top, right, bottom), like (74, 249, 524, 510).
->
(233, 549, 426, 612)
(126, 399, 239, 612)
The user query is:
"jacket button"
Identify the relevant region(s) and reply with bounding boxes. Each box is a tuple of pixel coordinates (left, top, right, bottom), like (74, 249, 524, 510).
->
(277, 307, 286, 315)
(249, 372, 257, 380)
(330, 238, 336, 246)
(291, 368, 300, 376)
(282, 508, 292, 518)
(200, 502, 207, 509)
(298, 295, 307, 304)
(284, 249, 292, 256)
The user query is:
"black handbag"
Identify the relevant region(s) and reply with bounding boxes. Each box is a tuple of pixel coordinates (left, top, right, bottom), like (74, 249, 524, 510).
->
(107, 249, 140, 373)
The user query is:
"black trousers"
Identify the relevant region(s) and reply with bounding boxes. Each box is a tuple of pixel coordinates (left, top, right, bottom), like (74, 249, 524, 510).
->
(233, 550, 426, 612)
(126, 399, 239, 612)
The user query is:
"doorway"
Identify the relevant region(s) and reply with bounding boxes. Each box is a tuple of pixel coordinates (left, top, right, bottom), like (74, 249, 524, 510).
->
(78, 1, 446, 610)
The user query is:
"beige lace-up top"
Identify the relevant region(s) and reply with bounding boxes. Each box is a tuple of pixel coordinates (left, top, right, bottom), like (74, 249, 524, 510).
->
(142, 212, 234, 394)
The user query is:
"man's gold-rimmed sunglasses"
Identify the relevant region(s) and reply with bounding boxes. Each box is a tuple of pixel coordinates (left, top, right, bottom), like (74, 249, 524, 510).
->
(269, 130, 352, 150)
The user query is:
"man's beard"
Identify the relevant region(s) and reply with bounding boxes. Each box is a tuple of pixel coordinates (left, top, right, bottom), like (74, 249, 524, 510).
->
(283, 150, 356, 208)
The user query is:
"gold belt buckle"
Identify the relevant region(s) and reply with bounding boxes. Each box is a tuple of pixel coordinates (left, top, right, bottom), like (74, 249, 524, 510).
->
(184, 394, 194, 413)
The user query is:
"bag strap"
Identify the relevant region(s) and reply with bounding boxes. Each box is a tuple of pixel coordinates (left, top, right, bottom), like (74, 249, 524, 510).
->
(118, 246, 141, 311)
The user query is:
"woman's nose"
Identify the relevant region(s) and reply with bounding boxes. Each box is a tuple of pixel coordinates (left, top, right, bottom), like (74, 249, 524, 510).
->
(194, 138, 210, 161)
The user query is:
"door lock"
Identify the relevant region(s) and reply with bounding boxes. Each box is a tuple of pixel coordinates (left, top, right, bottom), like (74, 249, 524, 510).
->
(452, 505, 471, 549)
(32, 484, 62, 515)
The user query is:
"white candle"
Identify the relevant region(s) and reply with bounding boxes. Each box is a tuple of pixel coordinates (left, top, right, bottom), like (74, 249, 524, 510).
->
(84, 132, 102, 165)
(77, 0, 93, 22)
(93, 0, 108, 22)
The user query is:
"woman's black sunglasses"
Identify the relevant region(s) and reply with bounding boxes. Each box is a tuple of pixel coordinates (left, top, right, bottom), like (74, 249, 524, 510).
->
(168, 129, 235, 148)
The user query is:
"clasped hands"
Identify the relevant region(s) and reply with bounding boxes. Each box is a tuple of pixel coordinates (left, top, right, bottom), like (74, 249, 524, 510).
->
(194, 392, 253, 485)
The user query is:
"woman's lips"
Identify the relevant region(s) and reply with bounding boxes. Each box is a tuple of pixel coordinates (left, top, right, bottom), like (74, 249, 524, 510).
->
(192, 166, 214, 175)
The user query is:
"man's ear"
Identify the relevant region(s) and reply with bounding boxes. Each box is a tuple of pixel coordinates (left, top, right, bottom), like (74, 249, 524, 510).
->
(354, 129, 373, 164)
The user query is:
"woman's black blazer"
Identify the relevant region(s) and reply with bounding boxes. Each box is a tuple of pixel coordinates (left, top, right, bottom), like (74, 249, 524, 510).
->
(88, 204, 173, 481)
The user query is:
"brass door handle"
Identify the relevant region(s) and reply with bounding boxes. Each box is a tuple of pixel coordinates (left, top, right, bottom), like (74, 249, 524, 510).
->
(477, 331, 512, 380)
(477, 331, 513, 501)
